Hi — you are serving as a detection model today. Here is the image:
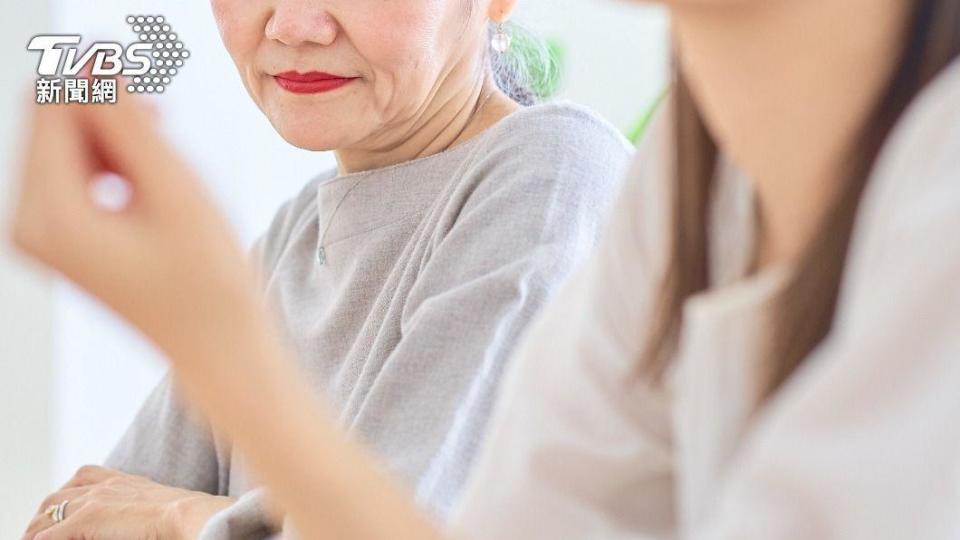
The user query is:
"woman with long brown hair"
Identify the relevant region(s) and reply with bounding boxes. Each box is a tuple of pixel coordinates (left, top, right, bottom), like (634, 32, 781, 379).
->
(10, 0, 960, 538)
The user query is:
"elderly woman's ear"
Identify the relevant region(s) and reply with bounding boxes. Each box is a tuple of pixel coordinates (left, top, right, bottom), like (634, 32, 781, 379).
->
(488, 0, 518, 22)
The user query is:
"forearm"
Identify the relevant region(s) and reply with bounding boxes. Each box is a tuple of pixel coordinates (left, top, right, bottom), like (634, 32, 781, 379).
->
(156, 294, 444, 540)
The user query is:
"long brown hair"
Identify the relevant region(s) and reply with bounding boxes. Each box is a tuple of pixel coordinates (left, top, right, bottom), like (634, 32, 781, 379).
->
(643, 0, 960, 396)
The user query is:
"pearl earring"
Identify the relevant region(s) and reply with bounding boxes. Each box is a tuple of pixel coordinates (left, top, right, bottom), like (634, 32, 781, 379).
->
(491, 22, 511, 53)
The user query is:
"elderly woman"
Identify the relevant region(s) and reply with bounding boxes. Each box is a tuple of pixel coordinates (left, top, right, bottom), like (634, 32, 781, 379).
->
(15, 0, 630, 539)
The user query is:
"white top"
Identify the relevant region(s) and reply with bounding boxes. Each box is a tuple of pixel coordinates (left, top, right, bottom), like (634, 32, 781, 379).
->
(450, 57, 960, 540)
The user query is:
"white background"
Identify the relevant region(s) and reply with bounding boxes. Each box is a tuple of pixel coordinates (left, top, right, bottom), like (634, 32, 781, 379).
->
(0, 0, 668, 535)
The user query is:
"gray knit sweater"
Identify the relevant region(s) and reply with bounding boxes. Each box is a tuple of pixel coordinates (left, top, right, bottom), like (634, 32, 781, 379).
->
(103, 101, 633, 539)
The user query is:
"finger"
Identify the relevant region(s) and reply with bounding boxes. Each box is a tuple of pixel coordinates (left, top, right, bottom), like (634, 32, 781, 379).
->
(72, 82, 197, 209)
(32, 485, 90, 517)
(23, 495, 87, 540)
(34, 500, 104, 540)
(21, 511, 55, 540)
(32, 512, 87, 540)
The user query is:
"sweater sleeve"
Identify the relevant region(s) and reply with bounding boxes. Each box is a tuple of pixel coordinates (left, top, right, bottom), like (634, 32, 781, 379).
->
(102, 370, 224, 493)
(333, 110, 633, 524)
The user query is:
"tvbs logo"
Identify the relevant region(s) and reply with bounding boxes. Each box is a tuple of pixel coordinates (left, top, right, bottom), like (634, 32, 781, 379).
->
(28, 15, 190, 105)
(28, 36, 153, 77)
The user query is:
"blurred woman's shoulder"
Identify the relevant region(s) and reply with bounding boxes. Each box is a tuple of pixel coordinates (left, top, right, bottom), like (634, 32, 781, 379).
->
(822, 55, 960, 341)
(844, 56, 960, 279)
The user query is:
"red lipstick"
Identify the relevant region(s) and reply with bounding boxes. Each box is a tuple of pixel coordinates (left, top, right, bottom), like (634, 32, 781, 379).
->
(273, 71, 357, 94)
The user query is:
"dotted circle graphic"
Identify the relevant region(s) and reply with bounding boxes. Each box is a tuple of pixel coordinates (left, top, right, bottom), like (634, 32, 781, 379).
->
(125, 14, 189, 94)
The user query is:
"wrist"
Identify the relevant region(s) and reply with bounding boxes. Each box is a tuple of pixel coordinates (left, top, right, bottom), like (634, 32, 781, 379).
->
(164, 493, 236, 540)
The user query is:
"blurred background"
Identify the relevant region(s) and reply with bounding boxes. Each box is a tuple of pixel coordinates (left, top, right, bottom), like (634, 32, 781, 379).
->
(0, 0, 668, 535)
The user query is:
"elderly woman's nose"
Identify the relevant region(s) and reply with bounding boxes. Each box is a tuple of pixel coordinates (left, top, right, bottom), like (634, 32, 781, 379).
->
(265, 1, 339, 47)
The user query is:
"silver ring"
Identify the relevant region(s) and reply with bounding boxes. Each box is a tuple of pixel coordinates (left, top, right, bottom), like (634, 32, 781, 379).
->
(53, 500, 69, 523)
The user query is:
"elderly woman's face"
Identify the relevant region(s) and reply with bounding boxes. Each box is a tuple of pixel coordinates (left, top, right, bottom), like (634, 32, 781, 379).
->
(211, 0, 485, 151)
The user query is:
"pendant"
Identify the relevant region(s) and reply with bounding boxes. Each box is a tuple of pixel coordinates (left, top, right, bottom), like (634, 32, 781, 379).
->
(317, 245, 327, 265)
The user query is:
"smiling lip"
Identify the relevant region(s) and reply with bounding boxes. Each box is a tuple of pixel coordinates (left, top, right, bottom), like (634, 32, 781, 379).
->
(273, 71, 357, 94)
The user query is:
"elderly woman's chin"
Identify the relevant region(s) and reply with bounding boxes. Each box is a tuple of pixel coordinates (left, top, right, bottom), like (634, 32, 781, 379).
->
(265, 112, 354, 151)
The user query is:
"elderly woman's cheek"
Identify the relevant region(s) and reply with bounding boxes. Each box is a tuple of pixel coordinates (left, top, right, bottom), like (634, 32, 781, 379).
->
(352, 0, 443, 63)
(358, 19, 444, 92)
(210, 0, 254, 54)
(210, 0, 234, 38)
